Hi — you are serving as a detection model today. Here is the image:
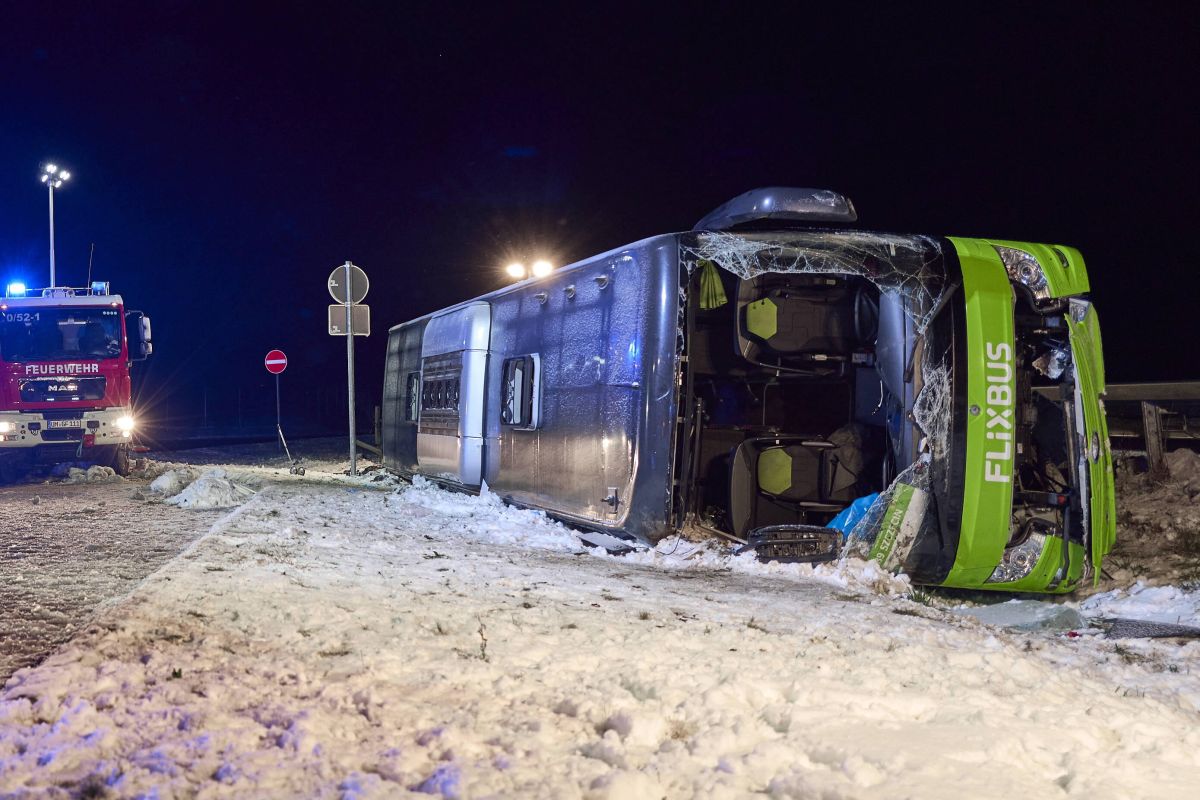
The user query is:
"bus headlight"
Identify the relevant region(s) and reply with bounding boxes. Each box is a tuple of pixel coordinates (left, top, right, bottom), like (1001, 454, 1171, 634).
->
(994, 245, 1050, 300)
(0, 422, 13, 433)
(115, 415, 136, 432)
(986, 531, 1048, 584)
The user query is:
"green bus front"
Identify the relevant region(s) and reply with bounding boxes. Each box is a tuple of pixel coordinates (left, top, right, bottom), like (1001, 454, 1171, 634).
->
(930, 237, 1114, 592)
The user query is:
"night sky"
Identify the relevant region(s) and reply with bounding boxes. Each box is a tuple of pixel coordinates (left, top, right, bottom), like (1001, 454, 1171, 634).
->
(2, 3, 1196, 437)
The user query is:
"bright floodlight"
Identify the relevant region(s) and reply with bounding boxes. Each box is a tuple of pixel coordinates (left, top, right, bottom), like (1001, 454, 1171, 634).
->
(40, 161, 72, 286)
(41, 162, 71, 189)
(505, 262, 527, 279)
(531, 259, 553, 277)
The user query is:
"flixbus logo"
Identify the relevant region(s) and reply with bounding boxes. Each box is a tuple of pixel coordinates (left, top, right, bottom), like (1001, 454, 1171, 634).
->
(983, 341, 1014, 484)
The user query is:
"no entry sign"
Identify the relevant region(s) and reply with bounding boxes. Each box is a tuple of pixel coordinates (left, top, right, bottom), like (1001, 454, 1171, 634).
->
(264, 349, 288, 375)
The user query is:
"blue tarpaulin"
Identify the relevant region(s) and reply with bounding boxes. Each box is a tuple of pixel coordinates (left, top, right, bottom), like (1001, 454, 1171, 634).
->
(826, 493, 879, 538)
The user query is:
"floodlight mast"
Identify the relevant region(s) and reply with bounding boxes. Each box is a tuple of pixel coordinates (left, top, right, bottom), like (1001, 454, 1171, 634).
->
(40, 163, 71, 288)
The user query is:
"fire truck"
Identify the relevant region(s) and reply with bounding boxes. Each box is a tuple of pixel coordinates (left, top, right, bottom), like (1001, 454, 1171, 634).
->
(0, 281, 152, 482)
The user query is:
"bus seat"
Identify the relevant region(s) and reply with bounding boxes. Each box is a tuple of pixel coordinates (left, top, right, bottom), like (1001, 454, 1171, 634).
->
(737, 274, 858, 366)
(728, 436, 849, 539)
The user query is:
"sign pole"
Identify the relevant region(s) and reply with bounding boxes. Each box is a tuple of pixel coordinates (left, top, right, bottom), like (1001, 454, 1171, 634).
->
(275, 373, 282, 452)
(344, 261, 357, 476)
(264, 350, 301, 474)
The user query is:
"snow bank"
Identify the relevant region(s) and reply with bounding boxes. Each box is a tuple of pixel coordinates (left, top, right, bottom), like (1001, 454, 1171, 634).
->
(400, 477, 912, 598)
(164, 468, 257, 510)
(617, 536, 912, 597)
(401, 475, 586, 553)
(1079, 449, 1200, 592)
(62, 465, 122, 484)
(148, 468, 198, 496)
(956, 599, 1086, 632)
(1166, 448, 1200, 493)
(1082, 581, 1200, 626)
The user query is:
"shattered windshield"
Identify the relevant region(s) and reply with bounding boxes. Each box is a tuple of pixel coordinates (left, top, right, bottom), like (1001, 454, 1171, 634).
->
(680, 230, 947, 331)
(0, 307, 124, 362)
(680, 230, 955, 566)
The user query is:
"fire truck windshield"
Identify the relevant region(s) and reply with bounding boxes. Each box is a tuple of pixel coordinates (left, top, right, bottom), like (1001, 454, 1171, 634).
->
(0, 308, 123, 362)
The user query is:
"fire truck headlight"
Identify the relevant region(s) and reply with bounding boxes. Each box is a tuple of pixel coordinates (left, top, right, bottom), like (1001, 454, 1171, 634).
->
(115, 415, 136, 432)
(0, 422, 13, 433)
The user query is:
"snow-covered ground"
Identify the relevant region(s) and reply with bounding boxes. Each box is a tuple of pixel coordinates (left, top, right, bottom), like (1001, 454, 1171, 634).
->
(2, 443, 1200, 798)
(0, 476, 222, 681)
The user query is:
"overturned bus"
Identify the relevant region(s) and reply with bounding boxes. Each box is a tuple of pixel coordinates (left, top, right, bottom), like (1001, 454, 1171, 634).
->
(382, 188, 1114, 593)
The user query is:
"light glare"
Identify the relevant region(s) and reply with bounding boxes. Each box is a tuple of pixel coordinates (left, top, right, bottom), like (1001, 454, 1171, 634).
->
(531, 260, 553, 277)
(44, 164, 57, 174)
(505, 262, 526, 279)
(115, 415, 136, 432)
(59, 171, 71, 181)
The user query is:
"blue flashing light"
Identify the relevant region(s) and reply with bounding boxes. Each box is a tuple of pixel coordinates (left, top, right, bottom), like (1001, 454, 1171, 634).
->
(6, 282, 27, 297)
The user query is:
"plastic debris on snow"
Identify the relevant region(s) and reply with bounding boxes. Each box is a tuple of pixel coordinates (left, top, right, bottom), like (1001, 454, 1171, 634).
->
(162, 468, 257, 510)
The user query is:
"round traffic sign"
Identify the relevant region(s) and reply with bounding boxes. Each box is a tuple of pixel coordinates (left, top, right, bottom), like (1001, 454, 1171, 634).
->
(328, 262, 369, 304)
(264, 349, 288, 375)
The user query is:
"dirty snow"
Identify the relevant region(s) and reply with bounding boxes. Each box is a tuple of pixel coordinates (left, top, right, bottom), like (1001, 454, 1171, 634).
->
(955, 599, 1087, 632)
(147, 468, 198, 497)
(1165, 447, 1200, 492)
(62, 465, 122, 485)
(621, 535, 912, 598)
(3, 450, 1200, 798)
(0, 479, 222, 682)
(1082, 582, 1200, 626)
(1078, 447, 1200, 594)
(162, 468, 257, 510)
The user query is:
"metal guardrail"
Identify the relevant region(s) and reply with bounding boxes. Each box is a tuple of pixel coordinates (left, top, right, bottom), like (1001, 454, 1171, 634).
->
(1095, 381, 1200, 475)
(355, 439, 383, 457)
(1102, 381, 1200, 403)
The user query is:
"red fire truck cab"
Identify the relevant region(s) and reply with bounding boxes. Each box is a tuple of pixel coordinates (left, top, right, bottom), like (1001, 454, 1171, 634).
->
(0, 282, 152, 481)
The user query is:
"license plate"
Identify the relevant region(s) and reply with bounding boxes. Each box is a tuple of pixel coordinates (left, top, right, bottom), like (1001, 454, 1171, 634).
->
(47, 419, 82, 429)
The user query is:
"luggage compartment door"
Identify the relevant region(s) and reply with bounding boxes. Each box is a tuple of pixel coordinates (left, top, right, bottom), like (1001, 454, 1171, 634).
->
(417, 302, 491, 486)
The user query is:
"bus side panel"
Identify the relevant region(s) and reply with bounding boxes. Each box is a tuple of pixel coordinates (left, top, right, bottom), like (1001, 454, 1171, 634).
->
(419, 303, 490, 484)
(382, 321, 425, 473)
(488, 255, 639, 526)
(625, 238, 683, 542)
(486, 237, 680, 541)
